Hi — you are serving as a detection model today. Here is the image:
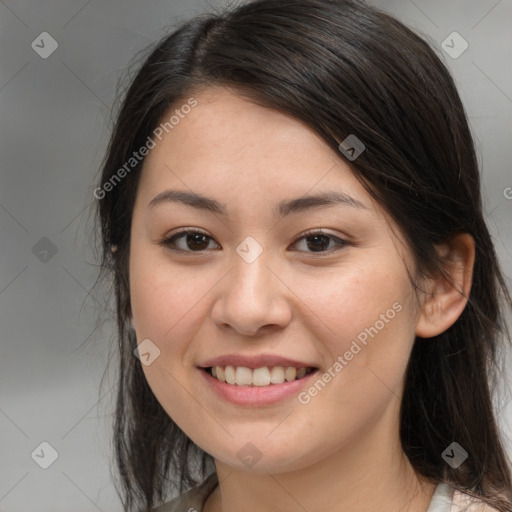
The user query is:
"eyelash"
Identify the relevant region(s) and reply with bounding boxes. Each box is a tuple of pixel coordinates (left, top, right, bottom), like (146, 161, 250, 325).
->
(159, 228, 349, 256)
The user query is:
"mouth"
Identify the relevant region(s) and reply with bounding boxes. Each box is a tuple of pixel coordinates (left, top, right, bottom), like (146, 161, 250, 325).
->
(197, 354, 321, 406)
(202, 365, 318, 387)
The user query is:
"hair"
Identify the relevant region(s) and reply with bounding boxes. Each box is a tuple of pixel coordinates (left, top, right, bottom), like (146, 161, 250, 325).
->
(94, 0, 512, 510)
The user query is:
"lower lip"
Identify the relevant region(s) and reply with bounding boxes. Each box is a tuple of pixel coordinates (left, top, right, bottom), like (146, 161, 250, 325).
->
(199, 368, 319, 407)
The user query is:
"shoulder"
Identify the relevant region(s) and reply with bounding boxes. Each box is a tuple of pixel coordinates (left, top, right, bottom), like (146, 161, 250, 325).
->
(153, 472, 219, 512)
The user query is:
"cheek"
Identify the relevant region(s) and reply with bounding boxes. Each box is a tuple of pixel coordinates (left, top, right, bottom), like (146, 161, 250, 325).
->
(293, 257, 414, 351)
(129, 253, 211, 427)
(290, 256, 417, 413)
(129, 251, 211, 347)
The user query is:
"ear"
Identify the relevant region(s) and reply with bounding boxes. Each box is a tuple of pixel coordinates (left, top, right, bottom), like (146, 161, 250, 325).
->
(415, 233, 475, 338)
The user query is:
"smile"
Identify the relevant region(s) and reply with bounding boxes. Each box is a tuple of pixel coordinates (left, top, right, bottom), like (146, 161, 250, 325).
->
(200, 365, 320, 407)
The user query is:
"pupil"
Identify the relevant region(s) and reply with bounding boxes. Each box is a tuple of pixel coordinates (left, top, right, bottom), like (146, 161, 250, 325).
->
(188, 233, 208, 250)
(307, 234, 329, 252)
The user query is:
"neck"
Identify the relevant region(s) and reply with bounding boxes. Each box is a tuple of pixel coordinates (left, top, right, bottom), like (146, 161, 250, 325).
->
(204, 405, 437, 512)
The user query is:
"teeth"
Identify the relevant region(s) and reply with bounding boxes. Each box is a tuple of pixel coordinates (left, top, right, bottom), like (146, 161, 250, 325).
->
(225, 365, 236, 384)
(235, 366, 253, 386)
(209, 365, 313, 386)
(284, 367, 296, 381)
(253, 367, 271, 386)
(270, 366, 285, 384)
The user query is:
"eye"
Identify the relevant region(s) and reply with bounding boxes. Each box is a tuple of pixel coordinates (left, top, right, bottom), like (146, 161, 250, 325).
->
(160, 229, 220, 252)
(290, 229, 349, 254)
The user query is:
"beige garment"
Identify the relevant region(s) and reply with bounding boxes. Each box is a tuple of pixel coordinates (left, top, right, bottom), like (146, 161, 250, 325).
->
(154, 472, 504, 512)
(426, 480, 502, 512)
(449, 488, 505, 512)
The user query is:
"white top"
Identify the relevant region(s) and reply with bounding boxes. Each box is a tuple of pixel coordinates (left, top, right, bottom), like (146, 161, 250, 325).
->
(154, 472, 500, 511)
(426, 482, 455, 511)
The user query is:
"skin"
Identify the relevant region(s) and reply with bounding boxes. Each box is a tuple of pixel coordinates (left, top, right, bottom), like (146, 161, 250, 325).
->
(128, 86, 475, 512)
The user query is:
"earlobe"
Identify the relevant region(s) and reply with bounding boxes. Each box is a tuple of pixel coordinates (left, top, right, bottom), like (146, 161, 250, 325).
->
(415, 233, 475, 338)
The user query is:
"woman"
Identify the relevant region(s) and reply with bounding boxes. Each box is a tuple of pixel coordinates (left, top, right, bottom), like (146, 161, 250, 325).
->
(95, 0, 512, 511)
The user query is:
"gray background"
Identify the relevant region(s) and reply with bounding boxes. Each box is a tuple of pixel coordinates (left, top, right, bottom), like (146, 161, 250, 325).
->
(0, 0, 511, 510)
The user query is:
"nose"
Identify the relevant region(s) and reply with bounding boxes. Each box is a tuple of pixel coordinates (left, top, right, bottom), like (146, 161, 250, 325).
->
(211, 248, 293, 337)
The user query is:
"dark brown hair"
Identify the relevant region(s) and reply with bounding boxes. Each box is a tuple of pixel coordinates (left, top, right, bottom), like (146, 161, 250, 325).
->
(95, 0, 512, 510)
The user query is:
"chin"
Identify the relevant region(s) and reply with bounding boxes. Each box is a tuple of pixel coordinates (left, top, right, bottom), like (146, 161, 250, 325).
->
(207, 438, 328, 474)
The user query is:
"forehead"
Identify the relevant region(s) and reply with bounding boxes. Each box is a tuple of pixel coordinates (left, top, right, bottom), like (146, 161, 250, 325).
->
(137, 86, 373, 207)
(146, 87, 334, 168)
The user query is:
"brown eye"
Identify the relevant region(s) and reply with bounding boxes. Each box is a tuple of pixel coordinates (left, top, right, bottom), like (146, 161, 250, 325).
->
(305, 234, 331, 252)
(161, 230, 220, 252)
(292, 230, 349, 254)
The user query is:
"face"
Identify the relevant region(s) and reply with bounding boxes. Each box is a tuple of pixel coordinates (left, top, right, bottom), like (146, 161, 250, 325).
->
(129, 86, 423, 473)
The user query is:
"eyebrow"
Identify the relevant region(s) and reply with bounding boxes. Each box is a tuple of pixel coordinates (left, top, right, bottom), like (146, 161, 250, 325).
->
(147, 189, 369, 217)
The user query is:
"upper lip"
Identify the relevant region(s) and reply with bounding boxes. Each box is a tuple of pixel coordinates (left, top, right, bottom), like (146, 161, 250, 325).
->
(199, 354, 317, 369)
